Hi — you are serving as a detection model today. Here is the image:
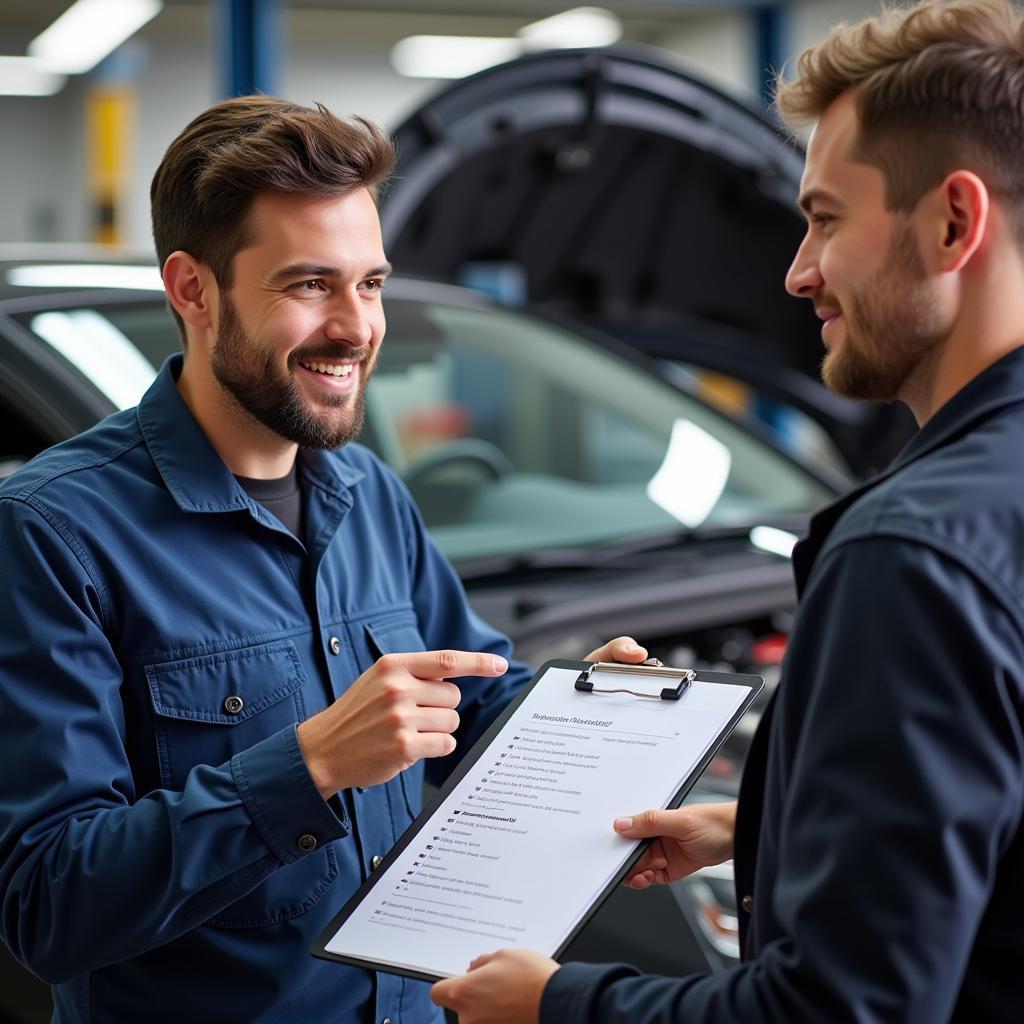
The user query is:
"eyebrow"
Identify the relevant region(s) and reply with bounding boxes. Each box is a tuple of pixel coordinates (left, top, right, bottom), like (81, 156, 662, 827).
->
(797, 188, 842, 214)
(268, 261, 393, 285)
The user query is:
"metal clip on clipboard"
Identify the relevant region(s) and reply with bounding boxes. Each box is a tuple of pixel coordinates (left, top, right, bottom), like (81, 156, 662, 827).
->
(574, 659, 696, 701)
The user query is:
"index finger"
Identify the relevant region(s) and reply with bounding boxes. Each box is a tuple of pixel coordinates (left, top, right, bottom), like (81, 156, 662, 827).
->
(388, 649, 509, 679)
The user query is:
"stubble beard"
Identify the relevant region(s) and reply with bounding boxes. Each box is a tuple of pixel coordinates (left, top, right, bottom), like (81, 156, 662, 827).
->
(210, 295, 371, 450)
(821, 223, 949, 403)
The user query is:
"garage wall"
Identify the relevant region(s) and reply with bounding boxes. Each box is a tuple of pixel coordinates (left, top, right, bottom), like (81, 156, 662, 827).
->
(0, 3, 213, 252)
(789, 0, 897, 55)
(658, 8, 757, 101)
(0, 79, 89, 244)
(128, 46, 216, 247)
(0, 1, 901, 252)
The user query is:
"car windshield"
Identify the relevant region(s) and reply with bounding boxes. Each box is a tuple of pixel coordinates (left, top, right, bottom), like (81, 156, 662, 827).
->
(16, 287, 833, 563)
(363, 294, 832, 561)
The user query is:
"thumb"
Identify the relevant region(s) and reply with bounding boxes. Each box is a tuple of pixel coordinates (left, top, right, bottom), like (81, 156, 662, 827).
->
(614, 808, 679, 838)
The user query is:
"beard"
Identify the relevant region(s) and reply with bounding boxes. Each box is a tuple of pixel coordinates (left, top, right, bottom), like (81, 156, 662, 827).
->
(210, 295, 372, 450)
(821, 223, 950, 403)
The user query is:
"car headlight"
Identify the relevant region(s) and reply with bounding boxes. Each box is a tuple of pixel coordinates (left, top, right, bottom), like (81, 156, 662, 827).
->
(680, 861, 740, 962)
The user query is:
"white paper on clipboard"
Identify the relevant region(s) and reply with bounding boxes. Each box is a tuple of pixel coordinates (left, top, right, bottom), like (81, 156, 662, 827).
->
(317, 663, 756, 979)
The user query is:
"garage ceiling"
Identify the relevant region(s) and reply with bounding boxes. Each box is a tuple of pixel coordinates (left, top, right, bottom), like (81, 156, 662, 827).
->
(0, 1, 751, 51)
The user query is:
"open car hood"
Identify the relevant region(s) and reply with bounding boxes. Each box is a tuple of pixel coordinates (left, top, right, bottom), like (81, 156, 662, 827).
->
(381, 45, 915, 477)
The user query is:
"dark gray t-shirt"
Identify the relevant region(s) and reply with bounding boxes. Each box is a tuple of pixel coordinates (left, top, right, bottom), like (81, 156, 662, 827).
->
(235, 463, 302, 538)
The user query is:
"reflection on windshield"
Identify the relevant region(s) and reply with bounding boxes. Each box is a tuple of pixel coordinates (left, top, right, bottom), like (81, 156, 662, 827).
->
(646, 419, 731, 528)
(31, 310, 157, 410)
(10, 264, 164, 291)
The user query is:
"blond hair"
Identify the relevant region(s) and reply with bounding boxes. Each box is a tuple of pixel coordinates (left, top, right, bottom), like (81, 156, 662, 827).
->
(775, 0, 1024, 239)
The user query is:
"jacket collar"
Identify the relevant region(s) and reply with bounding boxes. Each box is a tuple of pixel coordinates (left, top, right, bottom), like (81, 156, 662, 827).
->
(793, 345, 1024, 593)
(136, 353, 364, 514)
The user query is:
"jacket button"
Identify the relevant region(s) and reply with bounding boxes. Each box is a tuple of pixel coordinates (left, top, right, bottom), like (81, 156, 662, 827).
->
(371, 855, 383, 870)
(223, 695, 244, 714)
(329, 636, 341, 655)
(297, 833, 317, 852)
(382, 1018, 392, 1024)
(741, 894, 754, 914)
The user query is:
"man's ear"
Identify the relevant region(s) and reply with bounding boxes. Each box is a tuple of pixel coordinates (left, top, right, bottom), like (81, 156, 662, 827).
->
(935, 170, 989, 273)
(162, 251, 217, 330)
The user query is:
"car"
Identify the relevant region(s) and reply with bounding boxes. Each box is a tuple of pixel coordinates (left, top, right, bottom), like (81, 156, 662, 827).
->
(0, 249, 842, 1020)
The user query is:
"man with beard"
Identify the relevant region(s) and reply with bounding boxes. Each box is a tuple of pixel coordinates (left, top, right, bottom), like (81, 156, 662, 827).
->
(0, 97, 644, 1023)
(431, 1, 1024, 1022)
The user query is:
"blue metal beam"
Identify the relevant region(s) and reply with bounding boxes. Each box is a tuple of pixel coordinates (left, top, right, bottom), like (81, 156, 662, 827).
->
(754, 2, 787, 110)
(218, 0, 281, 98)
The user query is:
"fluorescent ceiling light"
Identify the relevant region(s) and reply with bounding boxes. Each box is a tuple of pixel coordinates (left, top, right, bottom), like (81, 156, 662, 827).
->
(391, 35, 521, 79)
(518, 7, 621, 50)
(392, 6, 619, 79)
(749, 526, 799, 559)
(8, 264, 165, 291)
(31, 310, 157, 411)
(29, 0, 163, 75)
(0, 56, 65, 96)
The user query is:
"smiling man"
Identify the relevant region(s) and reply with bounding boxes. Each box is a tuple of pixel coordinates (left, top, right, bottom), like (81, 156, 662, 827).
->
(0, 97, 644, 1023)
(431, 1, 1024, 1022)
(169, 189, 390, 473)
(799, 113, 952, 408)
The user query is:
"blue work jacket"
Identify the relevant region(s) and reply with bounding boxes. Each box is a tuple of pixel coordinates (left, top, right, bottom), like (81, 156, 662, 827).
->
(543, 348, 1024, 1022)
(0, 355, 531, 1023)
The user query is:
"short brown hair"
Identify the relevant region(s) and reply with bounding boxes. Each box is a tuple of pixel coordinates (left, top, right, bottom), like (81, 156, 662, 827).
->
(774, 0, 1024, 243)
(150, 95, 395, 341)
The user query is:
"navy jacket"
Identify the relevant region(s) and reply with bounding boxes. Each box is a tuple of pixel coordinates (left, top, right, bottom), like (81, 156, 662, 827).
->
(543, 348, 1024, 1023)
(0, 355, 531, 1023)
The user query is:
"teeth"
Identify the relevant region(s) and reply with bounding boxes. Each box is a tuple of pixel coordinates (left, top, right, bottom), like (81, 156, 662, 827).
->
(302, 361, 353, 377)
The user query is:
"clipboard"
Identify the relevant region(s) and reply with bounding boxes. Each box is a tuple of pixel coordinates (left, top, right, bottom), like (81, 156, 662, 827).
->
(312, 658, 763, 982)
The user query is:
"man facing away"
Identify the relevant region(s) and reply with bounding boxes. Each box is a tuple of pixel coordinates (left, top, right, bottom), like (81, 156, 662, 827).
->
(432, 1, 1024, 1021)
(0, 97, 644, 1022)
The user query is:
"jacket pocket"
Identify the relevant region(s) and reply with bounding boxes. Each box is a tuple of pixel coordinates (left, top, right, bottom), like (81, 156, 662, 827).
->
(146, 640, 308, 792)
(145, 640, 338, 927)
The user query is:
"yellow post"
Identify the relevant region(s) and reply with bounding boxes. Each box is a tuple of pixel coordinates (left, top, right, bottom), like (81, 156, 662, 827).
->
(86, 86, 136, 246)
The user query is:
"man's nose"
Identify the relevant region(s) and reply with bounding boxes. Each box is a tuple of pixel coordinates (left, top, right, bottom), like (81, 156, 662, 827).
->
(785, 236, 823, 298)
(325, 292, 373, 346)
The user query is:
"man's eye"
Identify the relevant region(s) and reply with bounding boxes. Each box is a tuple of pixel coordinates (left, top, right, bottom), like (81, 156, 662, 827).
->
(362, 278, 386, 292)
(295, 279, 324, 292)
(811, 213, 835, 227)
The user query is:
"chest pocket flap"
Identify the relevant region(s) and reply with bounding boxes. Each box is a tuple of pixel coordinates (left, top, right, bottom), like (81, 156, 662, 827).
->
(146, 640, 307, 792)
(365, 613, 427, 660)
